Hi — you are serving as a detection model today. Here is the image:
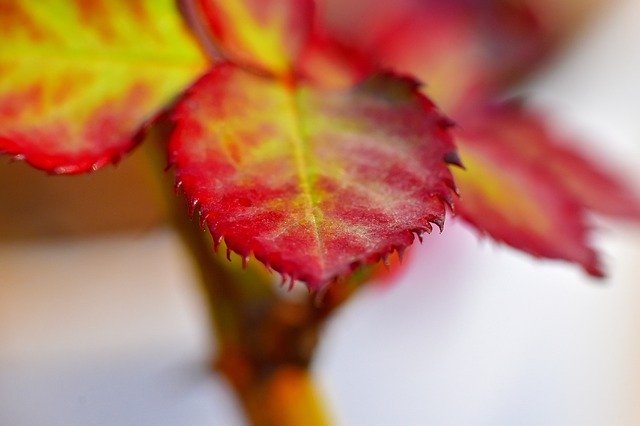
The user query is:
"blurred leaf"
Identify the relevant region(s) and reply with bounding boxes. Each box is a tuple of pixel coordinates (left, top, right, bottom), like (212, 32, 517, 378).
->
(452, 103, 640, 276)
(189, 0, 314, 76)
(0, 0, 207, 174)
(463, 104, 640, 219)
(318, 0, 545, 110)
(296, 33, 374, 89)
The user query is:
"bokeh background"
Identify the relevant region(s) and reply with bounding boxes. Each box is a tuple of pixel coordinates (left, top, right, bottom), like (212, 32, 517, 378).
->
(1, 0, 639, 424)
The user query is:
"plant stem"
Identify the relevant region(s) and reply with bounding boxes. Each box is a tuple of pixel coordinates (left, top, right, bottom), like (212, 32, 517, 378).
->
(237, 367, 330, 426)
(171, 196, 332, 425)
(140, 135, 364, 425)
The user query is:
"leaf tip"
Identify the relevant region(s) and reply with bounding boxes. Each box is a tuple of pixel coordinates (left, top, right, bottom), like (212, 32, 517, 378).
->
(584, 256, 606, 280)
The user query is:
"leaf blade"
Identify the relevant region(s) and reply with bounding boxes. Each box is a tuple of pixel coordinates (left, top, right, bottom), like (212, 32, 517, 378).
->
(0, 0, 208, 174)
(191, 0, 314, 75)
(169, 64, 458, 288)
(318, 0, 544, 111)
(452, 103, 640, 276)
(467, 103, 640, 219)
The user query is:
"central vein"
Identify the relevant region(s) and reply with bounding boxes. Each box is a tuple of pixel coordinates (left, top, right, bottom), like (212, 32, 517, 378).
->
(285, 83, 326, 272)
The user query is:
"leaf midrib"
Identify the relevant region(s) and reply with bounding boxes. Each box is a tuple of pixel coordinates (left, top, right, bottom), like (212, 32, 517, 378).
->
(0, 46, 205, 70)
(286, 84, 327, 276)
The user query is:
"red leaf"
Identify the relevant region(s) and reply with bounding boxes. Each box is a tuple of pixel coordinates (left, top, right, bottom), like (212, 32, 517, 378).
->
(315, 1, 638, 275)
(169, 63, 458, 289)
(463, 103, 640, 219)
(317, 0, 545, 111)
(452, 103, 640, 276)
(296, 33, 375, 89)
(187, 0, 314, 76)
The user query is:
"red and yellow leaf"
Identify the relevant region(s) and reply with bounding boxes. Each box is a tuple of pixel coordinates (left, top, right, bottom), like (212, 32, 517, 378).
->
(188, 0, 314, 76)
(462, 103, 640, 219)
(316, 1, 637, 276)
(318, 0, 545, 111)
(453, 141, 602, 276)
(169, 63, 458, 289)
(0, 0, 207, 174)
(451, 102, 640, 276)
(296, 34, 374, 89)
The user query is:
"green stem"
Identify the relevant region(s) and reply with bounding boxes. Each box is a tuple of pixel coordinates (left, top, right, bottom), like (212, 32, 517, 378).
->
(140, 133, 365, 425)
(171, 196, 331, 425)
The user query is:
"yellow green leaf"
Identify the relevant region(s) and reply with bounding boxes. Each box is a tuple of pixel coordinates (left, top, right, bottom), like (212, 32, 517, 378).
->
(0, 0, 208, 173)
(189, 0, 314, 76)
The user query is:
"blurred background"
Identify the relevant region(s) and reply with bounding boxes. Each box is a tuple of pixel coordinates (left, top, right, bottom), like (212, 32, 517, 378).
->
(1, 0, 639, 424)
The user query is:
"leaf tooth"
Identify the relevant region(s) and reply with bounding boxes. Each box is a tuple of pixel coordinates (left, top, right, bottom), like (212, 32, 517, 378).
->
(241, 255, 249, 270)
(382, 253, 391, 268)
(313, 285, 329, 307)
(430, 216, 444, 233)
(288, 276, 296, 291)
(199, 211, 210, 230)
(441, 177, 460, 199)
(226, 247, 232, 262)
(585, 258, 606, 278)
(280, 273, 299, 291)
(397, 247, 406, 264)
(444, 150, 464, 168)
(212, 234, 223, 253)
(414, 224, 432, 237)
(174, 180, 184, 194)
(110, 152, 125, 167)
(53, 165, 69, 175)
(349, 258, 363, 272)
(437, 116, 457, 130)
(188, 198, 200, 217)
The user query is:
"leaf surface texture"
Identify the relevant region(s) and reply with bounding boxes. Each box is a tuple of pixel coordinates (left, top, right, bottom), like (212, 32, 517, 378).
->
(170, 63, 458, 288)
